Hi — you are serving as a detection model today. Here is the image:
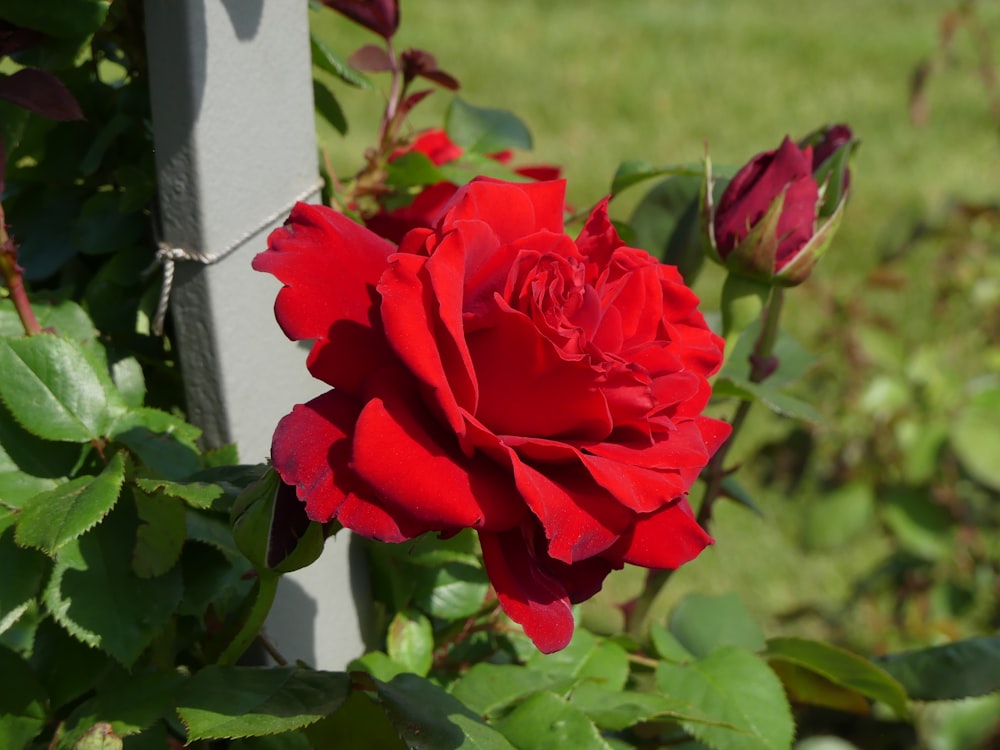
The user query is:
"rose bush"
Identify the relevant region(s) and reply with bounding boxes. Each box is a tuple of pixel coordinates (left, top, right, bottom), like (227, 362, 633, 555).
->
(364, 128, 561, 243)
(254, 177, 730, 652)
(709, 126, 853, 285)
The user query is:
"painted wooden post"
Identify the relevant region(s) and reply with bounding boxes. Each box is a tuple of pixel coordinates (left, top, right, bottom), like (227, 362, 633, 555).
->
(143, 0, 370, 668)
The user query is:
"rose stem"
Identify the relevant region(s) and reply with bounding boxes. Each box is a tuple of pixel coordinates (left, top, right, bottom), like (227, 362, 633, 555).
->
(626, 287, 786, 641)
(0, 202, 42, 336)
(375, 38, 401, 155)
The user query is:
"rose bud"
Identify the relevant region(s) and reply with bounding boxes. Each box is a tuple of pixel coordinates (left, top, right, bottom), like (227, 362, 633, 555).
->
(705, 128, 854, 286)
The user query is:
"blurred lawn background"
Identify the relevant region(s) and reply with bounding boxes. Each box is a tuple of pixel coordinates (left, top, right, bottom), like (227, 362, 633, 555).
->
(313, 1, 1000, 649)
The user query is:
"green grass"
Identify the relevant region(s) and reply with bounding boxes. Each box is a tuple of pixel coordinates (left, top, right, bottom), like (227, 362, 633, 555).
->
(313, 2, 1000, 644)
(316, 0, 1000, 271)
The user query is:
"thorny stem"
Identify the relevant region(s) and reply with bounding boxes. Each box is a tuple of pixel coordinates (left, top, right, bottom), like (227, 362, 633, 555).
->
(627, 287, 787, 641)
(0, 202, 42, 336)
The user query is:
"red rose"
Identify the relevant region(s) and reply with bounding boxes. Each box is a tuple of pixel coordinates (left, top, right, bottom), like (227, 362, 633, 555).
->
(364, 128, 562, 244)
(254, 178, 730, 653)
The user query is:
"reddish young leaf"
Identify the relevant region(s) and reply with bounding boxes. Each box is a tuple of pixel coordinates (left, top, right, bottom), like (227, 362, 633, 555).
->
(401, 49, 459, 90)
(347, 43, 393, 73)
(0, 69, 83, 121)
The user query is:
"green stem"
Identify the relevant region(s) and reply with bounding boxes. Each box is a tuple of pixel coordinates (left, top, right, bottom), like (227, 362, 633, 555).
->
(0, 203, 41, 336)
(216, 571, 280, 666)
(626, 568, 672, 641)
(698, 286, 786, 528)
(627, 287, 787, 641)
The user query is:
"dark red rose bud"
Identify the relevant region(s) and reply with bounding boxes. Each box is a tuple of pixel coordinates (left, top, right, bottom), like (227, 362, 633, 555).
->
(322, 0, 399, 40)
(713, 137, 818, 273)
(706, 128, 854, 286)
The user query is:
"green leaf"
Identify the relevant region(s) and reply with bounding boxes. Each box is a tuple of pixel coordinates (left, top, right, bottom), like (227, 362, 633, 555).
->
(176, 667, 351, 741)
(950, 386, 1000, 491)
(712, 377, 821, 423)
(74, 192, 144, 256)
(874, 636, 1000, 701)
(28, 618, 110, 710)
(526, 628, 629, 689)
(15, 451, 126, 555)
(374, 672, 518, 749)
(185, 510, 241, 559)
(650, 623, 695, 663)
(656, 647, 794, 750)
(669, 593, 766, 659)
(383, 529, 483, 568)
(108, 357, 145, 410)
(0, 397, 85, 485)
(43, 502, 183, 666)
(0, 0, 110, 38)
(0, 527, 49, 636)
(348, 651, 411, 683)
(57, 671, 187, 749)
(446, 97, 532, 154)
(628, 174, 705, 284)
(568, 681, 704, 731)
(305, 691, 405, 750)
(310, 34, 372, 88)
(611, 160, 703, 196)
(111, 409, 202, 480)
(764, 638, 908, 718)
(132, 487, 185, 578)
(0, 297, 97, 342)
(133, 478, 225, 511)
(412, 562, 489, 620)
(386, 151, 449, 189)
(449, 663, 556, 717)
(312, 79, 347, 134)
(0, 644, 48, 750)
(0, 335, 126, 442)
(386, 609, 434, 677)
(437, 152, 529, 185)
(493, 691, 614, 750)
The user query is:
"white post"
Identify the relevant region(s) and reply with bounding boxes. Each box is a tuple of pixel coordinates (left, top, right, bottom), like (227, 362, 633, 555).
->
(144, 0, 370, 668)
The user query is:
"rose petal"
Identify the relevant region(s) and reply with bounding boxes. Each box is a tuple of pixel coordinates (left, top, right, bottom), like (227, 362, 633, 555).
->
(336, 493, 421, 543)
(351, 369, 526, 532)
(254, 203, 398, 394)
(578, 453, 689, 513)
(613, 499, 713, 569)
(575, 196, 623, 277)
(479, 528, 574, 654)
(378, 247, 477, 438)
(466, 304, 611, 441)
(503, 439, 631, 563)
(441, 177, 566, 244)
(270, 390, 367, 523)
